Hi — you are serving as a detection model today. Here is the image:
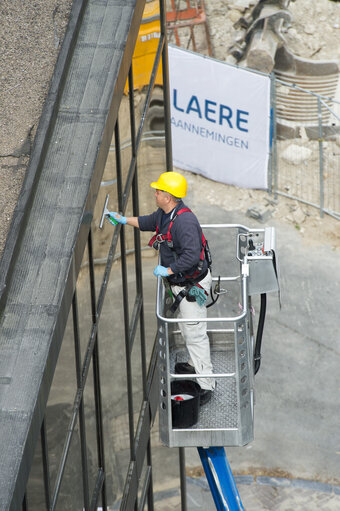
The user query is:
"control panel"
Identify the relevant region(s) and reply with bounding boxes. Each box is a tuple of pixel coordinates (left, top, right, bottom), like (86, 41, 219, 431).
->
(238, 227, 279, 296)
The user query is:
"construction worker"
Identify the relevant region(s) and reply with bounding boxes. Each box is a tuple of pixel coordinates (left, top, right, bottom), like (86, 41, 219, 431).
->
(108, 171, 215, 405)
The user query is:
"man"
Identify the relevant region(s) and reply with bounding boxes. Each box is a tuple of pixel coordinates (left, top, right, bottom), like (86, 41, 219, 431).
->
(108, 171, 215, 405)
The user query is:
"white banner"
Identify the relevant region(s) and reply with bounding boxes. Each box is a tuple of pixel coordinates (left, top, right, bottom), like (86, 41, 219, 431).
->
(168, 45, 271, 189)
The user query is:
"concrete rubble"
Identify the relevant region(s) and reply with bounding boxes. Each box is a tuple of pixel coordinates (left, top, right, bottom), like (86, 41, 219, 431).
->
(281, 144, 313, 165)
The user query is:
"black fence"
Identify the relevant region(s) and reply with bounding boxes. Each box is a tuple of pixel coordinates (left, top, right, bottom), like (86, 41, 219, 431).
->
(0, 1, 178, 510)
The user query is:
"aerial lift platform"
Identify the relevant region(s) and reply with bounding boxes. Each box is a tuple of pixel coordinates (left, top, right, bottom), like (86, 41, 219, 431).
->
(156, 223, 279, 509)
(100, 199, 279, 509)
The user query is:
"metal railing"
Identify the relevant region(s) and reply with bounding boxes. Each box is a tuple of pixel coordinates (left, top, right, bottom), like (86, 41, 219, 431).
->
(272, 76, 340, 220)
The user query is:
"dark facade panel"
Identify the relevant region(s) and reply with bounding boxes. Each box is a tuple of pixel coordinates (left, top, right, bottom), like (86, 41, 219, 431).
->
(0, 0, 145, 509)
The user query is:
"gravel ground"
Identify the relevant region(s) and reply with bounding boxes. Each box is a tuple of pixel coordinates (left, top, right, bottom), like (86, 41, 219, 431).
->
(1, 0, 340, 258)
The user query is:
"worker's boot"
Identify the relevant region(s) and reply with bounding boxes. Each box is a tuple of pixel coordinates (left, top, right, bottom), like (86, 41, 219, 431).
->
(175, 362, 196, 374)
(199, 389, 212, 406)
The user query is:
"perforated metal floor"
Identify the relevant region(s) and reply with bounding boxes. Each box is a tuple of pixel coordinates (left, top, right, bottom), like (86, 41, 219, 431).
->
(170, 347, 239, 429)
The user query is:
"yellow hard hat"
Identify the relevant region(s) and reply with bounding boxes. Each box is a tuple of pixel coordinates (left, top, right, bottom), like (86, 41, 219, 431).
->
(150, 171, 187, 198)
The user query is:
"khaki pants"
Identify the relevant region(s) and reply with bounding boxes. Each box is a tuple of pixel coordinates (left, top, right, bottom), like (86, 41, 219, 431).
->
(171, 270, 215, 391)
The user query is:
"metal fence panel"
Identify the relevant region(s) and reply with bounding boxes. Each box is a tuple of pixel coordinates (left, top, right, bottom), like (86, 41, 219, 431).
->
(273, 77, 340, 220)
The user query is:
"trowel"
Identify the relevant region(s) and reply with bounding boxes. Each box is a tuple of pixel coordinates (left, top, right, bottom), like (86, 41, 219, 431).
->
(99, 194, 118, 229)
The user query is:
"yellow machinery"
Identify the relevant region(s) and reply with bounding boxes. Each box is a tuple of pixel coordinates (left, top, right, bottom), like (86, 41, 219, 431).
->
(125, 0, 163, 93)
(125, 0, 212, 93)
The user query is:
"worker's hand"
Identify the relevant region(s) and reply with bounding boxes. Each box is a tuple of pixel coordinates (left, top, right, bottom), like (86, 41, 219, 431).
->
(107, 212, 127, 225)
(153, 265, 169, 278)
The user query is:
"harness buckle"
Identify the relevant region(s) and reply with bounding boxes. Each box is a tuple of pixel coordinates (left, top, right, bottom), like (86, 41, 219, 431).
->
(154, 233, 166, 249)
(156, 233, 165, 244)
(149, 233, 166, 250)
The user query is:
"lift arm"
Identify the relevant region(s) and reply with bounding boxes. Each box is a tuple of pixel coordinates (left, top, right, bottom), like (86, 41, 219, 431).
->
(198, 447, 245, 511)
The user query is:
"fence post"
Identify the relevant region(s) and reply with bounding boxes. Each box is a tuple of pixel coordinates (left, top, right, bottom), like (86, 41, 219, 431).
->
(317, 96, 324, 218)
(270, 73, 278, 199)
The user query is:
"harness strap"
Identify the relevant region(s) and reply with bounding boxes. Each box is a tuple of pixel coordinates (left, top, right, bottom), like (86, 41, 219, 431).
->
(149, 208, 192, 245)
(148, 207, 207, 280)
(170, 289, 187, 313)
(169, 271, 209, 313)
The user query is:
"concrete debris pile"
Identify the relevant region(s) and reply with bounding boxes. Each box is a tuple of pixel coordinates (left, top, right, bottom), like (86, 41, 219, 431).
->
(229, 0, 293, 73)
(226, 0, 340, 139)
(227, 0, 339, 75)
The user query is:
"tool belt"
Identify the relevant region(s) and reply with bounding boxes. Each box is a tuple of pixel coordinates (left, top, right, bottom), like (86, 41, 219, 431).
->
(169, 269, 208, 313)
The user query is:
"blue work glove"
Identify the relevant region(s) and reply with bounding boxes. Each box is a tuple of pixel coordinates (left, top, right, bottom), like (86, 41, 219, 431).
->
(153, 265, 169, 278)
(188, 286, 208, 307)
(107, 212, 127, 225)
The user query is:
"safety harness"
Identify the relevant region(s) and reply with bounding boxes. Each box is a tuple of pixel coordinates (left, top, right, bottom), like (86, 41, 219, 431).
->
(148, 207, 212, 312)
(148, 208, 206, 275)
